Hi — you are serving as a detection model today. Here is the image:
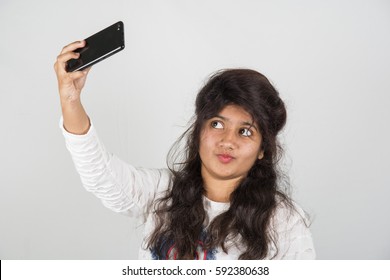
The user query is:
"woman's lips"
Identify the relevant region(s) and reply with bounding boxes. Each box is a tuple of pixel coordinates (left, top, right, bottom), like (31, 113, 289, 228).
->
(217, 154, 234, 163)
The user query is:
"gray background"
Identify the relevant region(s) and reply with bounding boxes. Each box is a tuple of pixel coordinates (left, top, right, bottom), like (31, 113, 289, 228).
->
(0, 0, 389, 259)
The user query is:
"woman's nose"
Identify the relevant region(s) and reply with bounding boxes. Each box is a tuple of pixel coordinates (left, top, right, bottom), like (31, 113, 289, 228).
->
(219, 129, 237, 150)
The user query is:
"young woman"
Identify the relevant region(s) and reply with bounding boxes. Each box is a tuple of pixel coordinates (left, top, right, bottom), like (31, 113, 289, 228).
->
(55, 40, 315, 260)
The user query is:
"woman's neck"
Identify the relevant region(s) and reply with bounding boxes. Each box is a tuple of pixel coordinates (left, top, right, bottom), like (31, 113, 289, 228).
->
(202, 176, 241, 202)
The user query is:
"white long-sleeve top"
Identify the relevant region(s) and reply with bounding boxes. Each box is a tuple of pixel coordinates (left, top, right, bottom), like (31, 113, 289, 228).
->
(60, 117, 315, 260)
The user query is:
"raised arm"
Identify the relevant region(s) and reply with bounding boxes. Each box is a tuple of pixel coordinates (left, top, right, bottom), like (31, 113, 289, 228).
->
(54, 41, 171, 218)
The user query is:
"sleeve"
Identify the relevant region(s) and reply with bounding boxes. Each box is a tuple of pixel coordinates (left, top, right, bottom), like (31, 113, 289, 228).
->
(271, 202, 316, 260)
(59, 117, 171, 218)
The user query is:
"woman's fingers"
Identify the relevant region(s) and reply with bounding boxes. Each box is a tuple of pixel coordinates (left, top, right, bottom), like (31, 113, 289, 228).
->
(54, 52, 79, 73)
(82, 67, 92, 74)
(60, 40, 85, 55)
(69, 68, 89, 80)
(54, 40, 85, 74)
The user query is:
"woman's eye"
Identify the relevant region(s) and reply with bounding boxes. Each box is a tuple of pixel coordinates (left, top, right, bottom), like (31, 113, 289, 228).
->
(211, 121, 223, 129)
(239, 128, 252, 137)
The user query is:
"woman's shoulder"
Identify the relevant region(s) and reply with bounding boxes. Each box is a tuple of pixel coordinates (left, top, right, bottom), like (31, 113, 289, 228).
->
(271, 196, 311, 233)
(270, 196, 316, 259)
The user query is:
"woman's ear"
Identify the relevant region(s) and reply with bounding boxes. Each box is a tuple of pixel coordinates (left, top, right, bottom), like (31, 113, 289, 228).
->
(258, 150, 264, 160)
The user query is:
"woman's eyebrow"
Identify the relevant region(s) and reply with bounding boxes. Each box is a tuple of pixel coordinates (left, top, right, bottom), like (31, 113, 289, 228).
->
(243, 121, 259, 132)
(214, 114, 227, 120)
(215, 115, 259, 131)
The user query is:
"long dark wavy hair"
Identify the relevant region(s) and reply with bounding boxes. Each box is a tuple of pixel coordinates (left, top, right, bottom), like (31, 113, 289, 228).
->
(147, 69, 294, 259)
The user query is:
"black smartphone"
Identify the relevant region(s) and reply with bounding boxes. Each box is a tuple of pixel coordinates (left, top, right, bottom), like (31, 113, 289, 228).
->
(66, 21, 125, 72)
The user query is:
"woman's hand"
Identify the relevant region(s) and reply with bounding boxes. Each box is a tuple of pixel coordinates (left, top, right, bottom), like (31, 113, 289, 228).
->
(54, 40, 91, 103)
(54, 40, 91, 135)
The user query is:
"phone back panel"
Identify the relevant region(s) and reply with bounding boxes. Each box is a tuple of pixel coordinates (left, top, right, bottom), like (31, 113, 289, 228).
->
(66, 21, 125, 72)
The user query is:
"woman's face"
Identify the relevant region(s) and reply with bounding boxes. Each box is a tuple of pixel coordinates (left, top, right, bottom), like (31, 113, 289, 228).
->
(199, 104, 264, 186)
